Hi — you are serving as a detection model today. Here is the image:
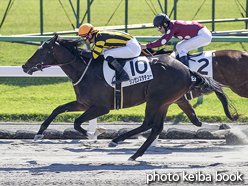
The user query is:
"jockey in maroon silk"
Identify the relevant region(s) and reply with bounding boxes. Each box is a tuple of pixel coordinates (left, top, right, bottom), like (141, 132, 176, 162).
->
(141, 13, 212, 67)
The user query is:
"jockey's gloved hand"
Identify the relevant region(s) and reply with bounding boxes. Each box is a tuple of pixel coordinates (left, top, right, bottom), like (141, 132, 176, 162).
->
(79, 50, 93, 59)
(140, 44, 147, 50)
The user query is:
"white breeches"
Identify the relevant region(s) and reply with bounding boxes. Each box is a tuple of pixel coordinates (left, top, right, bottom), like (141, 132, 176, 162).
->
(103, 38, 141, 59)
(176, 27, 212, 57)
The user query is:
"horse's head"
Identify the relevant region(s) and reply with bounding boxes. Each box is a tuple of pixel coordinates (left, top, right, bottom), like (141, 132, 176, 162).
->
(22, 35, 59, 75)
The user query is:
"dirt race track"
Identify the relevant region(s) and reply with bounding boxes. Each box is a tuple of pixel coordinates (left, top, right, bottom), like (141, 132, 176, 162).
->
(0, 123, 248, 186)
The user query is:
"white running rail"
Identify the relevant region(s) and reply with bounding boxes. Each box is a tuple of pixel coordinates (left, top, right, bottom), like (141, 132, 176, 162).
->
(0, 66, 98, 139)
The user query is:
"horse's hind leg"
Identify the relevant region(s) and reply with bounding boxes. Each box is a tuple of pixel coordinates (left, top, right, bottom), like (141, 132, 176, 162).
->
(35, 101, 87, 140)
(175, 97, 202, 127)
(110, 97, 167, 146)
(129, 105, 168, 161)
(175, 81, 219, 128)
(109, 117, 153, 147)
(176, 96, 227, 130)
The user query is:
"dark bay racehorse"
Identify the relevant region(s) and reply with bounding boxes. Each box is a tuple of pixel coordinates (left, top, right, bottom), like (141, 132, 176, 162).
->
(144, 48, 248, 128)
(22, 35, 239, 160)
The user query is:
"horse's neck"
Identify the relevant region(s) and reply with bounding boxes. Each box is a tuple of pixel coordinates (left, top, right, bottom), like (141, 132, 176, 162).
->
(60, 57, 102, 84)
(55, 44, 103, 83)
(60, 59, 86, 82)
(54, 45, 87, 82)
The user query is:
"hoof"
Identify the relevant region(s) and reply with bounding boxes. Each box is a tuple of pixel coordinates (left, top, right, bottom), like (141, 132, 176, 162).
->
(128, 157, 136, 161)
(95, 127, 106, 135)
(108, 141, 118, 147)
(87, 132, 96, 140)
(34, 134, 44, 141)
(201, 123, 219, 130)
(87, 127, 106, 140)
(219, 123, 231, 130)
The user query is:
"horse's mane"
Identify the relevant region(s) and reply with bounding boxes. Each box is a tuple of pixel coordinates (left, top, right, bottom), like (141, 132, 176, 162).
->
(56, 37, 83, 54)
(56, 36, 103, 63)
(55, 36, 174, 61)
(56, 36, 175, 56)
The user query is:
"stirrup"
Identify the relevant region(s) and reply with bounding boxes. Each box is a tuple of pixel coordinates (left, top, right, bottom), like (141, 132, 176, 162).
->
(112, 71, 129, 84)
(112, 78, 129, 84)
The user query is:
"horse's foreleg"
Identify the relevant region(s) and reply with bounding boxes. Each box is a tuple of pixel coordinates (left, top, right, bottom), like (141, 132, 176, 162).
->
(175, 97, 202, 127)
(35, 101, 87, 140)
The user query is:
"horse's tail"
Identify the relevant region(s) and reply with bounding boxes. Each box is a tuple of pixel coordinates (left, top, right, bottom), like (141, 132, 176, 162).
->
(189, 70, 240, 121)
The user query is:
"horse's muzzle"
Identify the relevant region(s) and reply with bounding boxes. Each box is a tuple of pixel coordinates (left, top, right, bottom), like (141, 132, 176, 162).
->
(22, 64, 33, 75)
(22, 64, 28, 73)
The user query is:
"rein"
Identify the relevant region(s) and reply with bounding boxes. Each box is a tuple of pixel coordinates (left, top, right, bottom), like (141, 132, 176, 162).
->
(72, 58, 92, 86)
(142, 49, 156, 56)
(143, 49, 154, 56)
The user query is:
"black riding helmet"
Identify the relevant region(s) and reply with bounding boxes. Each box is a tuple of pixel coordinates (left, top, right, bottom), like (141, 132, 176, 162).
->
(153, 13, 170, 31)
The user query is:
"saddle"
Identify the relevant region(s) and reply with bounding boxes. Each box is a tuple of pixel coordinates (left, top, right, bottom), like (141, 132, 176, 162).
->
(174, 52, 204, 62)
(107, 57, 136, 70)
(141, 48, 174, 56)
(141, 48, 204, 62)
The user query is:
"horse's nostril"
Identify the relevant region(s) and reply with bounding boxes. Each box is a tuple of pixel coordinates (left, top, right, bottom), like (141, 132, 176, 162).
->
(22, 65, 28, 73)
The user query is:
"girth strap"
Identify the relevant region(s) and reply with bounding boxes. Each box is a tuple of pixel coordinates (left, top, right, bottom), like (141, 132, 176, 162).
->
(114, 83, 123, 110)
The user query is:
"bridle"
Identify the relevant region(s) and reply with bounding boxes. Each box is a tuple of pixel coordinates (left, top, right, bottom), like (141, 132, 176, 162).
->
(28, 42, 77, 74)
(27, 40, 96, 86)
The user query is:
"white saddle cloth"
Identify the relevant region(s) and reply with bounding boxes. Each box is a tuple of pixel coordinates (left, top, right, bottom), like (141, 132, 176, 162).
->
(170, 50, 215, 78)
(103, 56, 153, 88)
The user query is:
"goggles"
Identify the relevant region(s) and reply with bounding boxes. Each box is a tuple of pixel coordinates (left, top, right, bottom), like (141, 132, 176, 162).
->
(156, 26, 162, 31)
(82, 35, 90, 42)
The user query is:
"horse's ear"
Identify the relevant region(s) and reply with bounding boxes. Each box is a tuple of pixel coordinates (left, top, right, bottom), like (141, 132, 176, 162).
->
(54, 34, 58, 41)
(47, 34, 58, 45)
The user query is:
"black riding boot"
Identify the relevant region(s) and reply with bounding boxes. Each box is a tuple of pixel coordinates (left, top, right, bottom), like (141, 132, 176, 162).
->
(180, 55, 191, 99)
(180, 55, 189, 67)
(106, 56, 129, 84)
